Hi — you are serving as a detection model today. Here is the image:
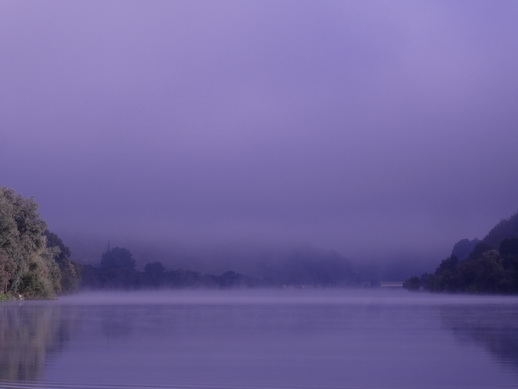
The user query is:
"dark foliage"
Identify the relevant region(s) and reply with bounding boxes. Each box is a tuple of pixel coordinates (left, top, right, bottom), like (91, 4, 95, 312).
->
(405, 237, 518, 294)
(402, 276, 420, 291)
(44, 231, 81, 293)
(404, 210, 518, 295)
(101, 247, 135, 271)
(81, 247, 255, 290)
(80, 245, 355, 290)
(451, 238, 480, 260)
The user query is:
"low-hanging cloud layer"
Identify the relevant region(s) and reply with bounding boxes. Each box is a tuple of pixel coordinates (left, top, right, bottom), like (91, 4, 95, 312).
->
(1, 1, 518, 263)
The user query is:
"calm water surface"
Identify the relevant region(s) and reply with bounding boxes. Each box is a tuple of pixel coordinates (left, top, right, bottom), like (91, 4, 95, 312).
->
(1, 289, 518, 389)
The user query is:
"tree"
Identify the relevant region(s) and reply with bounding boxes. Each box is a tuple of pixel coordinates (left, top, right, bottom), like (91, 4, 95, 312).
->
(0, 249, 15, 294)
(101, 247, 135, 271)
(144, 261, 165, 277)
(98, 247, 137, 289)
(500, 238, 518, 257)
(0, 187, 48, 294)
(45, 230, 81, 293)
(0, 187, 76, 299)
(144, 261, 165, 286)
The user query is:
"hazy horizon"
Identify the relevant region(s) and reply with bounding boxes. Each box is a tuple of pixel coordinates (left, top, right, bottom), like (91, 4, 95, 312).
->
(2, 1, 518, 269)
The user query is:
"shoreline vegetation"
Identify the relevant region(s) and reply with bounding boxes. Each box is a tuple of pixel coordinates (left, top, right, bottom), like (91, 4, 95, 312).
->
(0, 187, 81, 300)
(2, 186, 518, 299)
(404, 212, 518, 294)
(0, 293, 19, 301)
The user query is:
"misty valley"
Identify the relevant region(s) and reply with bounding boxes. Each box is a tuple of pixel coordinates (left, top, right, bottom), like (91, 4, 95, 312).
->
(3, 187, 518, 302)
(2, 182, 518, 389)
(3, 0, 518, 387)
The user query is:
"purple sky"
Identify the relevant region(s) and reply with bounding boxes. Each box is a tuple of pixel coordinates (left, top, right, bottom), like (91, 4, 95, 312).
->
(1, 1, 518, 264)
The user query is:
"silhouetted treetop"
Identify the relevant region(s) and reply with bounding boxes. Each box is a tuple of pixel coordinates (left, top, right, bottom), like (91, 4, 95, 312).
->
(101, 247, 135, 271)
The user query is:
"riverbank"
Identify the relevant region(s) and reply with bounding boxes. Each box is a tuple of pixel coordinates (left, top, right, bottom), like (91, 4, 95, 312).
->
(0, 293, 18, 301)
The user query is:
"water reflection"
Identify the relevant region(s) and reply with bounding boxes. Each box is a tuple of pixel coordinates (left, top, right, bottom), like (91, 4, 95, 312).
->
(99, 306, 134, 340)
(0, 302, 76, 382)
(1, 291, 518, 388)
(441, 304, 518, 371)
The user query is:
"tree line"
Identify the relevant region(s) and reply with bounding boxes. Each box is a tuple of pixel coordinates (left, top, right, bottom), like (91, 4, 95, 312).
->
(81, 245, 356, 290)
(81, 246, 254, 289)
(0, 186, 358, 298)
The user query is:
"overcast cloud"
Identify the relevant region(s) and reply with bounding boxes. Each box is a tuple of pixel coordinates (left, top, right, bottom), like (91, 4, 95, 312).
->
(1, 1, 518, 263)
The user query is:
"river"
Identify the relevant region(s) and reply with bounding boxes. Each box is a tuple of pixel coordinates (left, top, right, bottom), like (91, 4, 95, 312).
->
(1, 288, 517, 388)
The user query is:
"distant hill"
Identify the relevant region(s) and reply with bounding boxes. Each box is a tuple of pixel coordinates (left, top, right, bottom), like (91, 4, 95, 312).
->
(404, 210, 518, 294)
(482, 212, 518, 248)
(451, 238, 480, 260)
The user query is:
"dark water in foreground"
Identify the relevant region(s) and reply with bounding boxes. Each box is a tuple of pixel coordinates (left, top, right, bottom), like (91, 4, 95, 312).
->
(1, 289, 518, 389)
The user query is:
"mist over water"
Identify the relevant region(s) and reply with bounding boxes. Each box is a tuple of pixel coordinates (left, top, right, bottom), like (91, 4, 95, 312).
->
(1, 289, 518, 389)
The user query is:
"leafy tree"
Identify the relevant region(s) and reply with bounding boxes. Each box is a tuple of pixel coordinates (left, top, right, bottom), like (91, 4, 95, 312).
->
(469, 243, 494, 260)
(0, 187, 77, 299)
(96, 247, 138, 289)
(144, 261, 165, 286)
(0, 249, 15, 294)
(0, 187, 47, 294)
(45, 230, 81, 293)
(101, 247, 135, 271)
